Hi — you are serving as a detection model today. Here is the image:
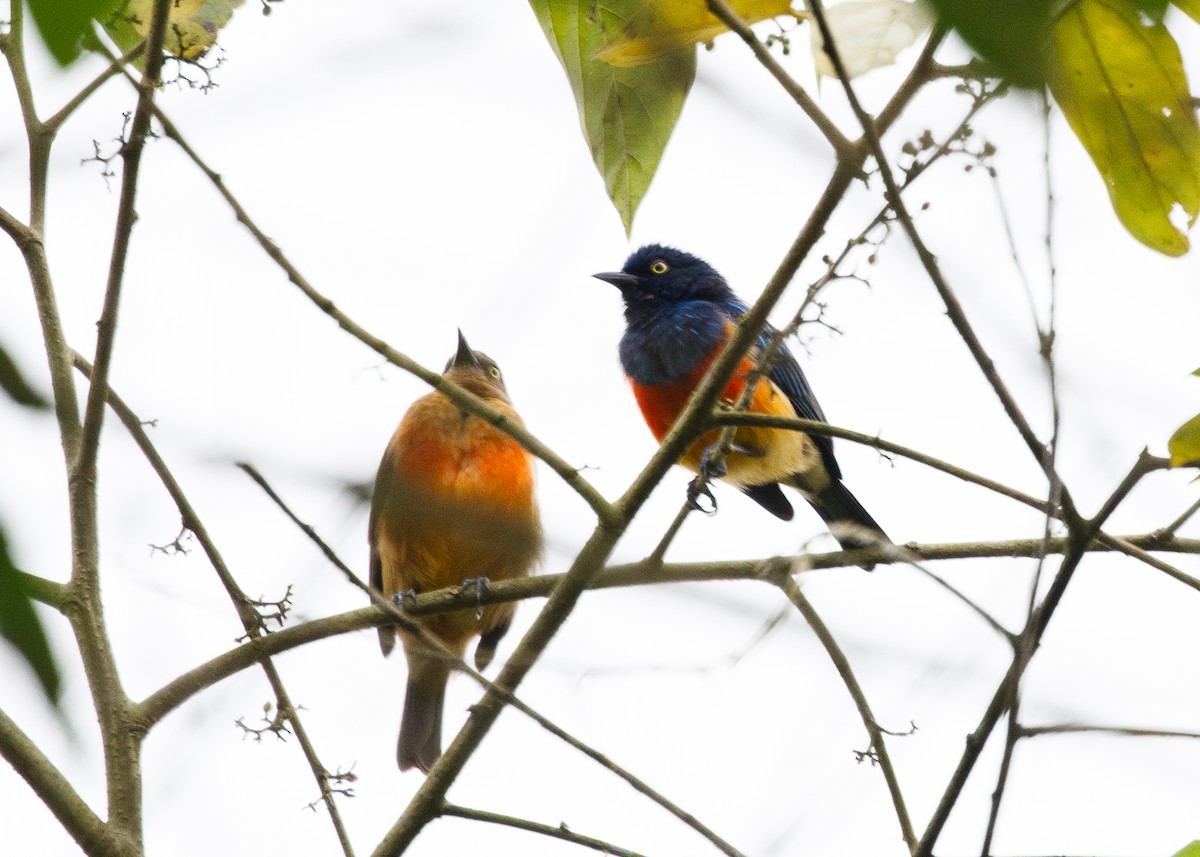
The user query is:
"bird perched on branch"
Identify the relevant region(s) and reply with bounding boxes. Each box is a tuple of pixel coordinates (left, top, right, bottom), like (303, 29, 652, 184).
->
(369, 332, 542, 772)
(594, 244, 887, 551)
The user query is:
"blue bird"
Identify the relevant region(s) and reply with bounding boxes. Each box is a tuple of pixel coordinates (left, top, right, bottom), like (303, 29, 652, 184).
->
(594, 244, 888, 550)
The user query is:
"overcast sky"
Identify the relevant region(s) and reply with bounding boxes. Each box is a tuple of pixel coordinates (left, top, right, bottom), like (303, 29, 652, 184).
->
(2, 2, 1199, 855)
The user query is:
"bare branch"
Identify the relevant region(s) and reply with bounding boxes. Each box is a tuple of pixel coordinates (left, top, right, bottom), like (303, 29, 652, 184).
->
(441, 804, 647, 857)
(0, 707, 130, 857)
(70, 356, 357, 856)
(237, 462, 745, 855)
(93, 83, 617, 527)
(137, 531, 1200, 732)
(1157, 495, 1200, 539)
(704, 0, 852, 157)
(774, 575, 916, 850)
(76, 0, 171, 482)
(1019, 723, 1200, 740)
(44, 39, 146, 132)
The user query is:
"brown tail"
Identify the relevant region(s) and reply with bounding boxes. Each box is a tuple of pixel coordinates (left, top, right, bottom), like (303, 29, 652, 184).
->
(808, 479, 889, 552)
(397, 658, 449, 772)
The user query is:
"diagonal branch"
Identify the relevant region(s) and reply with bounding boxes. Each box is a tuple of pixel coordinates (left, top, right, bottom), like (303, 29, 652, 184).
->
(806, 0, 1070, 512)
(913, 451, 1166, 857)
(0, 707, 131, 857)
(372, 144, 871, 857)
(705, 0, 852, 157)
(72, 356, 356, 857)
(441, 804, 647, 857)
(236, 463, 746, 857)
(775, 574, 916, 850)
(76, 0, 170, 478)
(94, 83, 616, 527)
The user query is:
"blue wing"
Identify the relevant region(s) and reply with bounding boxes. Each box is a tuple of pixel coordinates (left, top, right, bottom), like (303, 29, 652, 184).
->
(721, 299, 841, 480)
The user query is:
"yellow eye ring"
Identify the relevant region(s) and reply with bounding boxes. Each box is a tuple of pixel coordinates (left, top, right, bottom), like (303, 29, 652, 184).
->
(650, 260, 669, 275)
(489, 366, 502, 380)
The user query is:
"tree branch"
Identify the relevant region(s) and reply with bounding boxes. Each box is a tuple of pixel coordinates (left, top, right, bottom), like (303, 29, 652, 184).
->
(71, 357, 356, 857)
(238, 462, 746, 857)
(441, 804, 647, 857)
(913, 451, 1164, 857)
(0, 707, 131, 857)
(96, 85, 617, 527)
(775, 575, 916, 850)
(705, 0, 852, 157)
(137, 532, 1200, 728)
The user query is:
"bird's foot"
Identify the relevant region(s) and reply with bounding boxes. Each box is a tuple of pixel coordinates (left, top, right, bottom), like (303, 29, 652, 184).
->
(461, 577, 491, 620)
(699, 445, 729, 481)
(686, 477, 718, 515)
(391, 588, 417, 608)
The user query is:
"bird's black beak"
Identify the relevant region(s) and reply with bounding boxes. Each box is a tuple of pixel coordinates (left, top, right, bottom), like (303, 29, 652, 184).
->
(452, 329, 482, 370)
(593, 271, 641, 291)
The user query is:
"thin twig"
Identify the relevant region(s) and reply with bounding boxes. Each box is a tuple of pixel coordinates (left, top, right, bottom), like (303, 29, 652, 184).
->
(1157, 495, 1200, 539)
(1018, 723, 1200, 740)
(712, 413, 1053, 515)
(775, 574, 916, 850)
(982, 88, 1066, 857)
(913, 451, 1164, 857)
(76, 0, 169, 480)
(44, 40, 146, 132)
(441, 804, 647, 857)
(705, 0, 852, 157)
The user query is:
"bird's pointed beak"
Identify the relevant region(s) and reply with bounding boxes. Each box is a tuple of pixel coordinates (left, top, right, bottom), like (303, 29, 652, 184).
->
(593, 271, 640, 290)
(453, 329, 481, 370)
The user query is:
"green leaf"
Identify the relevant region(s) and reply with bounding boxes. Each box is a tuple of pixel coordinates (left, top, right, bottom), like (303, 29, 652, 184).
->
(0, 342, 50, 411)
(1048, 0, 1200, 256)
(0, 527, 61, 709)
(1172, 0, 1200, 24)
(924, 0, 1057, 86)
(1135, 0, 1170, 20)
(528, 0, 696, 234)
(27, 0, 122, 66)
(1169, 842, 1200, 857)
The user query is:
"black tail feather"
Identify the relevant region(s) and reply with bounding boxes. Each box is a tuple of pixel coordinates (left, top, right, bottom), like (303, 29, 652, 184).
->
(808, 479, 889, 551)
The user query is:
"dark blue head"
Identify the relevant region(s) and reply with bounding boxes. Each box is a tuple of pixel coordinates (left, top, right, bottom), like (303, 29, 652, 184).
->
(593, 245, 737, 313)
(594, 245, 744, 385)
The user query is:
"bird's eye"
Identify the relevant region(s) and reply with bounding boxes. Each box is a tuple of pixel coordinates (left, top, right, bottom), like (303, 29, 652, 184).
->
(489, 366, 502, 380)
(650, 260, 669, 275)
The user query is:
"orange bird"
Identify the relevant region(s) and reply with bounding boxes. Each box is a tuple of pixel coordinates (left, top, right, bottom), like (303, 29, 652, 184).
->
(369, 332, 542, 772)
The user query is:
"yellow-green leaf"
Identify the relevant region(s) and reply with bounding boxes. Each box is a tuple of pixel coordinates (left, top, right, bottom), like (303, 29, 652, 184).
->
(1048, 0, 1200, 256)
(595, 0, 793, 67)
(104, 0, 245, 61)
(1169, 413, 1200, 466)
(1169, 842, 1200, 857)
(1172, 0, 1200, 24)
(529, 0, 695, 234)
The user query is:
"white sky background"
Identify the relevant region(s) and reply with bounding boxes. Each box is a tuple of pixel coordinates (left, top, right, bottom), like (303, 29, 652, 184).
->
(1, 1, 1199, 855)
